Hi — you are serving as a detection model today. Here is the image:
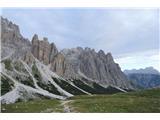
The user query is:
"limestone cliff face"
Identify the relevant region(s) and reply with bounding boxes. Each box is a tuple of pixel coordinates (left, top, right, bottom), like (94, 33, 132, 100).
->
(1, 16, 132, 89)
(30, 35, 131, 88)
(31, 34, 58, 64)
(54, 47, 132, 89)
(1, 17, 31, 60)
(50, 53, 66, 76)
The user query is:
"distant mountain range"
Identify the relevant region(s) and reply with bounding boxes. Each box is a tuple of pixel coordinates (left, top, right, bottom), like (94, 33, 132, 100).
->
(124, 67, 160, 89)
(124, 67, 160, 75)
(1, 17, 132, 104)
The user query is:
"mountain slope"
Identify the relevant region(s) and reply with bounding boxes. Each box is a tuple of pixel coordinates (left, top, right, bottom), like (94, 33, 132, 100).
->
(1, 58, 127, 104)
(55, 48, 132, 89)
(1, 16, 132, 104)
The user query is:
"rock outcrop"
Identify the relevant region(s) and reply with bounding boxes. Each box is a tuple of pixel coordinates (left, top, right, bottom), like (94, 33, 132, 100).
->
(1, 16, 132, 90)
(51, 53, 66, 76)
(1, 17, 31, 60)
(52, 47, 132, 89)
(30, 34, 131, 89)
(31, 34, 58, 64)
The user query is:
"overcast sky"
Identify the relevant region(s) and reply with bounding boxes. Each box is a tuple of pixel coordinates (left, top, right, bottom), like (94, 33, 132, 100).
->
(1, 8, 160, 71)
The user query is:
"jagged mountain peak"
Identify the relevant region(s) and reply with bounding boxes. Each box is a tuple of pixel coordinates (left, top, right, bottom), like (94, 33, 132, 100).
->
(32, 34, 39, 41)
(98, 49, 105, 56)
(32, 34, 49, 43)
(1, 16, 29, 43)
(1, 16, 31, 60)
(1, 17, 133, 104)
(106, 52, 114, 63)
(31, 34, 58, 64)
(1, 17, 20, 32)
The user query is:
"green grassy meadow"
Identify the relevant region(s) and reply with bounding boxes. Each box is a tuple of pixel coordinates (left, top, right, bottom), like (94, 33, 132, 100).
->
(1, 99, 63, 113)
(1, 88, 160, 113)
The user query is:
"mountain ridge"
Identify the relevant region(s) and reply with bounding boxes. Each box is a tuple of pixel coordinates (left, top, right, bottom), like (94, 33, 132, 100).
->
(124, 67, 160, 89)
(124, 67, 160, 75)
(1, 16, 132, 104)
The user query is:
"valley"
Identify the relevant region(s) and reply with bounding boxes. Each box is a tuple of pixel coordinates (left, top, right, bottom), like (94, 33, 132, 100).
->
(1, 15, 160, 113)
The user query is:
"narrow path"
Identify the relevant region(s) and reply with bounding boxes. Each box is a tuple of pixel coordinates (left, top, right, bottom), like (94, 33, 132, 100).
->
(60, 100, 74, 113)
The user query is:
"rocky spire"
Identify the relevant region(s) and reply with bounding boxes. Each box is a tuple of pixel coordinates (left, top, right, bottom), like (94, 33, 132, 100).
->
(32, 34, 39, 42)
(1, 16, 132, 89)
(31, 35, 58, 64)
(106, 52, 114, 63)
(52, 47, 132, 89)
(43, 37, 48, 42)
(50, 43, 58, 63)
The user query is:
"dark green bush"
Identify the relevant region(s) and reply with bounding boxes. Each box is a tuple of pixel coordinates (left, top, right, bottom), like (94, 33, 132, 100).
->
(1, 75, 14, 95)
(3, 59, 13, 70)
